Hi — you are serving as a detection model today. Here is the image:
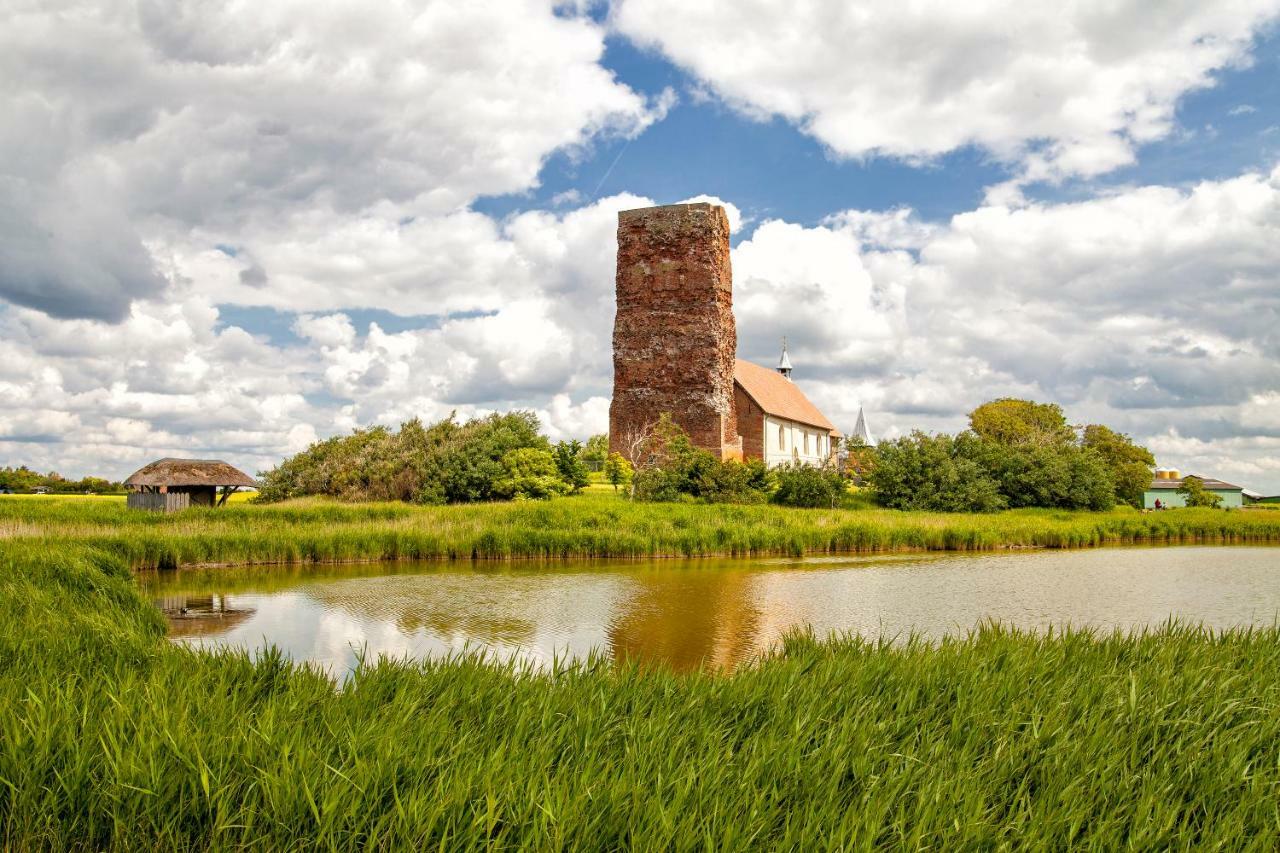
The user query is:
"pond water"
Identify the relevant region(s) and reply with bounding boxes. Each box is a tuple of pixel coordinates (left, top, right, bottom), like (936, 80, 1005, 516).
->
(143, 546, 1280, 674)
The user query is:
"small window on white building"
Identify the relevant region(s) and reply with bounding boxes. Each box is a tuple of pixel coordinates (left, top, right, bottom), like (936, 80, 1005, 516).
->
(804, 432, 810, 455)
(777, 424, 785, 450)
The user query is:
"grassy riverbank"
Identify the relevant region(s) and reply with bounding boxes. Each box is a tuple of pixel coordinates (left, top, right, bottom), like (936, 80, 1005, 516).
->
(3, 492, 1278, 568)
(3, 540, 1280, 848)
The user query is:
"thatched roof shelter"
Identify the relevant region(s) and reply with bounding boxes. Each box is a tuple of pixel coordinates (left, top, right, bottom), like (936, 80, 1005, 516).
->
(125, 458, 256, 511)
(125, 458, 257, 489)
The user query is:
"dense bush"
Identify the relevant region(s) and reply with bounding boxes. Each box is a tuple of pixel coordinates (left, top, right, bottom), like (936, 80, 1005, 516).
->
(552, 441, 590, 492)
(255, 412, 574, 504)
(968, 438, 1116, 511)
(870, 433, 1116, 513)
(493, 448, 571, 500)
(628, 415, 769, 504)
(771, 462, 847, 508)
(969, 399, 1152, 510)
(869, 399, 1154, 513)
(869, 432, 1007, 513)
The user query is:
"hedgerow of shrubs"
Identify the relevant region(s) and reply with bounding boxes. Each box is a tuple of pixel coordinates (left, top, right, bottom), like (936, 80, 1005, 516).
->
(868, 399, 1156, 513)
(255, 412, 585, 504)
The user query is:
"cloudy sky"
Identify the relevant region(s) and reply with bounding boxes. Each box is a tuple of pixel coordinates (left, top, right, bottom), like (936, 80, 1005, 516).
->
(2, 0, 1279, 491)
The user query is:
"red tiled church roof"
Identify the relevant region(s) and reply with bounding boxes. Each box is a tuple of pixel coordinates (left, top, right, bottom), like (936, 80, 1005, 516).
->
(734, 359, 838, 434)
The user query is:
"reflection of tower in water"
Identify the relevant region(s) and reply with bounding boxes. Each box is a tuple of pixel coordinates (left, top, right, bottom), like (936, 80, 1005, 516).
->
(606, 566, 767, 672)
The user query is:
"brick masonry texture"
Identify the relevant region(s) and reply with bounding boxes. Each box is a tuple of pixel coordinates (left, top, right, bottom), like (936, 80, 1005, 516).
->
(735, 386, 765, 460)
(609, 203, 743, 460)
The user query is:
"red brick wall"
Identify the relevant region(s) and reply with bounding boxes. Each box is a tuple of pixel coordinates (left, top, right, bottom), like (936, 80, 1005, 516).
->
(735, 385, 764, 461)
(609, 203, 741, 460)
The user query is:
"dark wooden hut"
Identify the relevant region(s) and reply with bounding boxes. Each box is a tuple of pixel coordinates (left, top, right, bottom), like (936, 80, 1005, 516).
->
(124, 458, 256, 512)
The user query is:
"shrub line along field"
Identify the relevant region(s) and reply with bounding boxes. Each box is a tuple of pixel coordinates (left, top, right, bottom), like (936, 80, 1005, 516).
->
(5, 495, 1280, 847)
(2, 493, 1278, 570)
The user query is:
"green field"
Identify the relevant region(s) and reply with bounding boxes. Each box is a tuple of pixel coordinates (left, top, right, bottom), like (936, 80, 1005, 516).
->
(2, 492, 1278, 569)
(4, 495, 1280, 847)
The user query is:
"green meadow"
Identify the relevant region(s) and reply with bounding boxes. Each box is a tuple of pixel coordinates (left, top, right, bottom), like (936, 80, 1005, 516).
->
(4, 494, 1280, 847)
(3, 491, 1278, 568)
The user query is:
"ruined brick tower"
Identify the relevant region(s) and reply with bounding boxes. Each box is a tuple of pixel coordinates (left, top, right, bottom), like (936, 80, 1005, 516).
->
(609, 202, 743, 460)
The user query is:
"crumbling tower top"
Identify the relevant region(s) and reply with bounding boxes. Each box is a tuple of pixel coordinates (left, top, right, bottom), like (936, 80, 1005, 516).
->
(609, 203, 742, 460)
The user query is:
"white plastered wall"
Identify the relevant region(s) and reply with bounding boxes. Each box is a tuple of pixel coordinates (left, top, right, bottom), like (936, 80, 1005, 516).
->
(763, 416, 833, 467)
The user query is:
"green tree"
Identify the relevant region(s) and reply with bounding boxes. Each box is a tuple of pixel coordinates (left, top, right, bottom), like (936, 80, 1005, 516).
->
(969, 398, 1075, 448)
(603, 452, 633, 492)
(966, 437, 1115, 511)
(0, 467, 45, 491)
(1082, 424, 1155, 508)
(580, 434, 609, 469)
(772, 463, 845, 508)
(435, 412, 550, 504)
(1178, 476, 1223, 508)
(493, 448, 569, 500)
(255, 411, 552, 504)
(628, 414, 770, 504)
(868, 432, 1005, 512)
(842, 436, 877, 484)
(701, 459, 770, 504)
(551, 441, 590, 492)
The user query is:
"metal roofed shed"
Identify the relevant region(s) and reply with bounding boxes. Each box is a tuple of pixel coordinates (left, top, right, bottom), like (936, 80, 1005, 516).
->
(125, 458, 257, 512)
(1143, 470, 1245, 509)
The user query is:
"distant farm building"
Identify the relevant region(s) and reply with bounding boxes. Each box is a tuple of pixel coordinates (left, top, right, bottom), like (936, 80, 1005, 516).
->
(609, 202, 840, 466)
(1143, 469, 1244, 509)
(125, 458, 256, 512)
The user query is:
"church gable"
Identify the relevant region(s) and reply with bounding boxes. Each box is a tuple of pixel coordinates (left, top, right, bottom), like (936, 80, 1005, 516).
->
(732, 359, 836, 434)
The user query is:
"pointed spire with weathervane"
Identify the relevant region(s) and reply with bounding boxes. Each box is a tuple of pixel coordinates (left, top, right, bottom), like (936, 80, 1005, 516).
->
(776, 337, 793, 380)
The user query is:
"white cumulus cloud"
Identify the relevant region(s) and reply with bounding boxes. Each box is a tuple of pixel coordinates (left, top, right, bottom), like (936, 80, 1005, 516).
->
(0, 0, 665, 321)
(613, 0, 1280, 183)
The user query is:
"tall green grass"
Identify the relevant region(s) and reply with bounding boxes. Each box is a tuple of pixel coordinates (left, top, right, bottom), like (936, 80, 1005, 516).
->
(3, 541, 1280, 848)
(3, 492, 1278, 569)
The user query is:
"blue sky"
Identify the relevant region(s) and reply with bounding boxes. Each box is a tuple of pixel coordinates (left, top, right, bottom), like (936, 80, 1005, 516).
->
(1, 0, 1278, 491)
(474, 28, 1280, 228)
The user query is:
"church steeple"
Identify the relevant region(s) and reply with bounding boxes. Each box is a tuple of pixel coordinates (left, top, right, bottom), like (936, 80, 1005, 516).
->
(776, 337, 793, 379)
(851, 407, 875, 445)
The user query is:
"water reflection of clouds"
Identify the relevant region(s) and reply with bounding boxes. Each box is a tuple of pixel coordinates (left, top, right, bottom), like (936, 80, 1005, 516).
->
(177, 572, 633, 676)
(160, 547, 1280, 675)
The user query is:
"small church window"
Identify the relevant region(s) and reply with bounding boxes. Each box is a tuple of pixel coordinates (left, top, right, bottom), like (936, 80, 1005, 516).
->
(778, 424, 785, 450)
(804, 433, 811, 455)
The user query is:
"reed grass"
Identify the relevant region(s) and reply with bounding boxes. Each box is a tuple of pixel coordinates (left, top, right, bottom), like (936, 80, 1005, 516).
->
(3, 492, 1278, 570)
(3, 541, 1280, 848)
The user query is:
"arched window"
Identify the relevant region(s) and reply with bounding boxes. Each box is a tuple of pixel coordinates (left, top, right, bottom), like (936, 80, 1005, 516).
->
(804, 432, 811, 455)
(777, 423, 785, 450)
